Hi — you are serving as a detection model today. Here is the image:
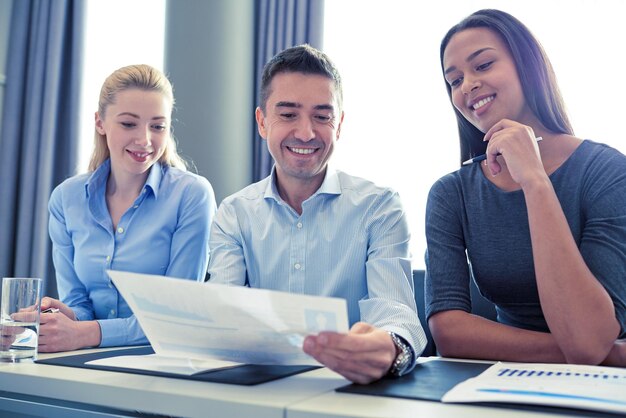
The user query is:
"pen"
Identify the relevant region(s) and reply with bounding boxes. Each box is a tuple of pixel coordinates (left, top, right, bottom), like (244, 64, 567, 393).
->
(462, 136, 543, 166)
(41, 308, 60, 314)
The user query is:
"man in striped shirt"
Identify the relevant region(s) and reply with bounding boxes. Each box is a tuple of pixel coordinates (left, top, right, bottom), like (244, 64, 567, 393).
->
(208, 45, 426, 384)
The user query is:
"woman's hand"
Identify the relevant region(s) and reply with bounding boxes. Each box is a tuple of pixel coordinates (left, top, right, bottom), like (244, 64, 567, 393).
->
(38, 297, 101, 352)
(603, 340, 626, 366)
(483, 119, 547, 189)
(40, 297, 76, 320)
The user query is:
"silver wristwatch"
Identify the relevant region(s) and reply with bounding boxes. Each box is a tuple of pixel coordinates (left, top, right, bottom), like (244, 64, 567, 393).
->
(387, 332, 413, 377)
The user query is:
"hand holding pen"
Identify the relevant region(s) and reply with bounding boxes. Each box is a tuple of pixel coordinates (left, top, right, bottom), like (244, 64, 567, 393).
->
(41, 308, 60, 314)
(40, 297, 76, 320)
(475, 120, 548, 185)
(463, 136, 543, 166)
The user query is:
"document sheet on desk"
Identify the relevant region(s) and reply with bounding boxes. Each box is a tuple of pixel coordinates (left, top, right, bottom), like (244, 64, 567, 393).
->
(87, 353, 241, 375)
(442, 362, 626, 415)
(106, 270, 349, 366)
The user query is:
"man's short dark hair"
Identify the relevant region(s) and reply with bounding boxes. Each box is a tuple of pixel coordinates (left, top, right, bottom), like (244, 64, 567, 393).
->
(259, 44, 343, 112)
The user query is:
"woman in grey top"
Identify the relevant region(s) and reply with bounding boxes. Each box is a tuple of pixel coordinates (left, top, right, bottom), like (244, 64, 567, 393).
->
(425, 9, 626, 365)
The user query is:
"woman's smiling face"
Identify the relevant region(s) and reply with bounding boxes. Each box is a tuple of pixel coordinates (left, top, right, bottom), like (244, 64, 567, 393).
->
(443, 27, 536, 133)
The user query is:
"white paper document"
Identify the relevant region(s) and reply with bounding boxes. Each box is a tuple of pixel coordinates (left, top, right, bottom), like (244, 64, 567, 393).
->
(443, 362, 626, 415)
(88, 354, 241, 375)
(103, 270, 349, 368)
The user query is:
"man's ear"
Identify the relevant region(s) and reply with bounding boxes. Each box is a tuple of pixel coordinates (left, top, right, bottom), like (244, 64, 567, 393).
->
(255, 107, 267, 140)
(336, 111, 345, 141)
(95, 112, 106, 135)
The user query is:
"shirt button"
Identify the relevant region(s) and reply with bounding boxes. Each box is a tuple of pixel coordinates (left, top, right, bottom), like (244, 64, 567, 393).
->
(110, 309, 116, 315)
(108, 282, 113, 289)
(297, 222, 303, 229)
(117, 227, 124, 234)
(133, 205, 138, 209)
(294, 263, 301, 270)
(106, 255, 111, 261)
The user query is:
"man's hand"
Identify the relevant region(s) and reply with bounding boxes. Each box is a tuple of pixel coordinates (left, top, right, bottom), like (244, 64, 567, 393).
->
(303, 322, 397, 384)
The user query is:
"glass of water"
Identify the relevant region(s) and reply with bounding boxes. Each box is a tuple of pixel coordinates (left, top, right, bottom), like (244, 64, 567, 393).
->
(0, 277, 43, 362)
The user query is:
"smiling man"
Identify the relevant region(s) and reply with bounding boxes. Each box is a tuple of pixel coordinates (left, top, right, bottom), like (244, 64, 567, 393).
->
(208, 45, 426, 384)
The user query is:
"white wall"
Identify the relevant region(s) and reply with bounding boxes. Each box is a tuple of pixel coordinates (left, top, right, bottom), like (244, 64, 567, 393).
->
(78, 0, 166, 174)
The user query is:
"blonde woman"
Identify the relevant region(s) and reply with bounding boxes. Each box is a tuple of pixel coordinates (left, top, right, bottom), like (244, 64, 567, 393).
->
(40, 64, 216, 351)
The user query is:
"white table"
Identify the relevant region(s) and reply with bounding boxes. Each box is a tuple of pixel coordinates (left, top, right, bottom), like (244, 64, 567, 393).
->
(286, 357, 569, 418)
(286, 391, 565, 418)
(0, 351, 595, 418)
(0, 348, 349, 418)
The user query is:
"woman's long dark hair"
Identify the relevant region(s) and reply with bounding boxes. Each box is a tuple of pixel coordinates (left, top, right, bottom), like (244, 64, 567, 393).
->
(440, 9, 574, 164)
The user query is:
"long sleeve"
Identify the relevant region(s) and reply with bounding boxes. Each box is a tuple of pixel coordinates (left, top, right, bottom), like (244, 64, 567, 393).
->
(165, 176, 216, 281)
(207, 200, 248, 286)
(359, 189, 427, 367)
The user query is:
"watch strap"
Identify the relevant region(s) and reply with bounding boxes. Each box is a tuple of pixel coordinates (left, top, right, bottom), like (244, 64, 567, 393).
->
(387, 331, 414, 376)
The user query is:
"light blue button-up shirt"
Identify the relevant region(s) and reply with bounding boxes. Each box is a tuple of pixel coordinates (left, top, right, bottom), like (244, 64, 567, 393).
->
(208, 168, 426, 364)
(48, 160, 216, 347)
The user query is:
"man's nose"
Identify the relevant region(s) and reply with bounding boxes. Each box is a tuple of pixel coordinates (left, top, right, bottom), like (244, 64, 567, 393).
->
(294, 117, 315, 142)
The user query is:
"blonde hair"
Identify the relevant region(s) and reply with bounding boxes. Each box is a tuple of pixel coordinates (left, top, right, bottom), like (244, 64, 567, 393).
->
(88, 64, 187, 172)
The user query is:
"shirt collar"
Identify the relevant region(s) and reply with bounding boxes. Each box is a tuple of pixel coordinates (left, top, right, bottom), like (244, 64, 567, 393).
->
(263, 165, 342, 203)
(84, 159, 111, 198)
(144, 162, 164, 198)
(84, 159, 164, 198)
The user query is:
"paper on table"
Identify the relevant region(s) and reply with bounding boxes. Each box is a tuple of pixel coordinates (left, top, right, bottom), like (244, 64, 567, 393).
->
(442, 362, 626, 415)
(87, 354, 241, 375)
(105, 270, 349, 366)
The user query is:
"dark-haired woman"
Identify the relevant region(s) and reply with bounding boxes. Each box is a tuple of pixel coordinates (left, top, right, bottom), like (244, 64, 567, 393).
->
(425, 9, 626, 365)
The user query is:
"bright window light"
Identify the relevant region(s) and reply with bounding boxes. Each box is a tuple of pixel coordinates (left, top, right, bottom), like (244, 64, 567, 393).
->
(78, 0, 166, 173)
(324, 0, 626, 268)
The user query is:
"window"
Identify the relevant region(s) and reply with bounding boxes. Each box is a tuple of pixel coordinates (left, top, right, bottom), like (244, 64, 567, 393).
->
(78, 0, 166, 171)
(324, 0, 626, 268)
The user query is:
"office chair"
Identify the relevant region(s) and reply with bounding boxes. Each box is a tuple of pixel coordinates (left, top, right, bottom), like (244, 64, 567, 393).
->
(413, 269, 437, 356)
(413, 269, 497, 357)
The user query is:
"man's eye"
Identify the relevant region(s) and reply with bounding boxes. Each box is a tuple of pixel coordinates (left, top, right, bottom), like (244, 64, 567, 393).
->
(315, 115, 332, 122)
(280, 113, 296, 119)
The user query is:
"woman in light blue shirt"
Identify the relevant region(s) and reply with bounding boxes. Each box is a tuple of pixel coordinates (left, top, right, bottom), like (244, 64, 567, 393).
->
(39, 64, 216, 351)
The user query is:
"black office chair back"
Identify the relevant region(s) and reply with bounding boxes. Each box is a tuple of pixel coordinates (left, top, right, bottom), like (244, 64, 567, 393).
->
(413, 269, 497, 357)
(413, 270, 436, 356)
